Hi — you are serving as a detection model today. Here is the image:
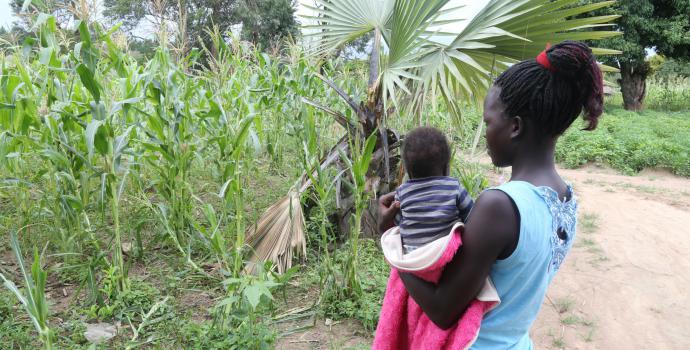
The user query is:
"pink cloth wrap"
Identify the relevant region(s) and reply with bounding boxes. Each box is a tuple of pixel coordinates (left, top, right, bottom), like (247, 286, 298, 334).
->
(373, 226, 498, 350)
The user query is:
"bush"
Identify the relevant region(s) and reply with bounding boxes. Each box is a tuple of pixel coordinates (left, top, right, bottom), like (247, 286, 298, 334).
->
(556, 107, 690, 176)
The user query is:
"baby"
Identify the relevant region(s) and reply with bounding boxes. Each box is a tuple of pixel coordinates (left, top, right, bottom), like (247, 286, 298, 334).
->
(394, 126, 473, 253)
(375, 126, 498, 349)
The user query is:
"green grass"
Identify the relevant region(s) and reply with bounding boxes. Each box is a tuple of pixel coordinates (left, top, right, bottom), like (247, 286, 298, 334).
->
(557, 107, 690, 176)
(552, 336, 566, 348)
(0, 290, 38, 348)
(554, 297, 575, 314)
(561, 314, 581, 325)
(577, 238, 595, 247)
(579, 213, 600, 234)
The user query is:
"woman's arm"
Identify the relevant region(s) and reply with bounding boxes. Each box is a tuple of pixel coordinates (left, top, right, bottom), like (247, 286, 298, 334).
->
(378, 190, 519, 329)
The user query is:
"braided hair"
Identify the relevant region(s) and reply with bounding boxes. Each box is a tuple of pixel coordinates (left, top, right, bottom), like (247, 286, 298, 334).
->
(495, 41, 604, 136)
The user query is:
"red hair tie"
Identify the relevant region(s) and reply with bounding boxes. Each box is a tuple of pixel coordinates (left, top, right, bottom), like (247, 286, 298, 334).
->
(536, 43, 555, 72)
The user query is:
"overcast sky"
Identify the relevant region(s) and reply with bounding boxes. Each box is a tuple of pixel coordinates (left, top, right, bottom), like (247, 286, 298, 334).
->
(1, 0, 13, 30)
(1, 0, 490, 32)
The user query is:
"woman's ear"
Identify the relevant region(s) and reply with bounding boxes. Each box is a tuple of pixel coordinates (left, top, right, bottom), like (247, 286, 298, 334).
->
(510, 115, 524, 139)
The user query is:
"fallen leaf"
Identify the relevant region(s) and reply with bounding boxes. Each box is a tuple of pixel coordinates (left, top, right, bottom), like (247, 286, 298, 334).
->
(85, 323, 117, 344)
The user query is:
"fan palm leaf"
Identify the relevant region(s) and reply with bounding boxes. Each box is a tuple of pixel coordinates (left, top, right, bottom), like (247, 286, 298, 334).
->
(304, 0, 622, 111)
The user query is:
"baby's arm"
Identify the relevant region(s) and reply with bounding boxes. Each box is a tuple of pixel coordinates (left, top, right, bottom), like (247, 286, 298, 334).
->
(456, 186, 474, 223)
(393, 190, 402, 226)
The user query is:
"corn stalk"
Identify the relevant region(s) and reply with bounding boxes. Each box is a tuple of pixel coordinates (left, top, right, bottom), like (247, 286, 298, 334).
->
(0, 230, 54, 349)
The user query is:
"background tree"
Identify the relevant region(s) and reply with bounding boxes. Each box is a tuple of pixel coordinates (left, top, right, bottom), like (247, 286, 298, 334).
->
(102, 0, 298, 53)
(102, 0, 240, 53)
(589, 0, 690, 110)
(11, 0, 74, 28)
(654, 57, 690, 79)
(235, 0, 299, 50)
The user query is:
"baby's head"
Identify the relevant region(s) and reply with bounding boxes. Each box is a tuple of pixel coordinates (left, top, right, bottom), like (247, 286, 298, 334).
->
(402, 127, 451, 179)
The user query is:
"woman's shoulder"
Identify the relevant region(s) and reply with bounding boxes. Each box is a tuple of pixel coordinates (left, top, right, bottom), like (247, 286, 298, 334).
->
(474, 189, 516, 217)
(470, 187, 520, 259)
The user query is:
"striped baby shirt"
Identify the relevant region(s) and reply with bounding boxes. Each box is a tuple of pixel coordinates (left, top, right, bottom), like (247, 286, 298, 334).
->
(394, 176, 473, 253)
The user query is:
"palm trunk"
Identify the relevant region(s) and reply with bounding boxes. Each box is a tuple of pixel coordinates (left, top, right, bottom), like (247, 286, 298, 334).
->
(619, 62, 649, 111)
(334, 130, 401, 238)
(332, 27, 403, 238)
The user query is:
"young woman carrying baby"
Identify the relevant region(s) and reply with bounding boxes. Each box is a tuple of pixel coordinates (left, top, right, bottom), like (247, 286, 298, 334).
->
(377, 41, 603, 349)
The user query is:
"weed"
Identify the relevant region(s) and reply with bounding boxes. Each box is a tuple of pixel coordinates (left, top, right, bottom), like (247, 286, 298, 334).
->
(579, 213, 600, 234)
(561, 314, 581, 325)
(578, 238, 596, 247)
(0, 289, 38, 348)
(0, 231, 54, 349)
(320, 239, 388, 332)
(453, 161, 490, 198)
(552, 336, 566, 348)
(554, 297, 575, 314)
(586, 246, 604, 254)
(588, 255, 610, 266)
(581, 318, 595, 327)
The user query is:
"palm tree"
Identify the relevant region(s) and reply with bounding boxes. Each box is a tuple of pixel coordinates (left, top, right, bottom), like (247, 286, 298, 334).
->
(247, 0, 621, 272)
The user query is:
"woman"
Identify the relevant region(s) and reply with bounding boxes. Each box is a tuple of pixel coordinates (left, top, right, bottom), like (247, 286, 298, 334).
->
(378, 41, 603, 349)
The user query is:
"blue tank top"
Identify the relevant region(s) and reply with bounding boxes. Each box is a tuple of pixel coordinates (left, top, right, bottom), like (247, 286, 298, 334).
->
(470, 181, 578, 350)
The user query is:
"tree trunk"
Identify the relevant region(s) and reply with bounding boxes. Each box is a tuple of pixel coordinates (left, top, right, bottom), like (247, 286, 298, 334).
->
(311, 27, 402, 240)
(619, 62, 649, 111)
(335, 129, 401, 239)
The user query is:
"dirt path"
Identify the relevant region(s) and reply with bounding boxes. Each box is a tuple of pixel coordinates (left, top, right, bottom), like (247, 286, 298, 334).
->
(532, 166, 690, 349)
(275, 165, 690, 349)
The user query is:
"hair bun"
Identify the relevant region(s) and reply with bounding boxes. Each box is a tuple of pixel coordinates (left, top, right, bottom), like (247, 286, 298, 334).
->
(547, 41, 596, 76)
(495, 40, 604, 136)
(546, 40, 603, 130)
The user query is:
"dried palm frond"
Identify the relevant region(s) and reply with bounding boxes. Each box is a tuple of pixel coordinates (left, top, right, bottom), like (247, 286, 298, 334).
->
(245, 137, 348, 274)
(244, 189, 306, 274)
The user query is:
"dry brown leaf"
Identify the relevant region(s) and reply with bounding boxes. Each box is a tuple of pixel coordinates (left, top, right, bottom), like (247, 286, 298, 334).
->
(244, 189, 306, 274)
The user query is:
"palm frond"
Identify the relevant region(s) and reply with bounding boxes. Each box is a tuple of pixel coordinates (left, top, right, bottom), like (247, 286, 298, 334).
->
(302, 0, 394, 55)
(417, 0, 621, 110)
(245, 189, 305, 275)
(380, 0, 456, 108)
